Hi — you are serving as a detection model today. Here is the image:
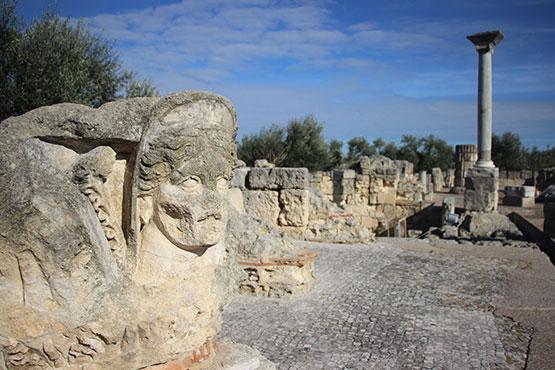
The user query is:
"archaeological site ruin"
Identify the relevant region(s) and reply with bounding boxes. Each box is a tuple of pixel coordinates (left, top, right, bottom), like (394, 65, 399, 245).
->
(1, 20, 554, 370)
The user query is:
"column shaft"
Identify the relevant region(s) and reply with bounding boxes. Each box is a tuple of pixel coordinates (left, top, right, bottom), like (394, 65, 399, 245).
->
(477, 50, 493, 167)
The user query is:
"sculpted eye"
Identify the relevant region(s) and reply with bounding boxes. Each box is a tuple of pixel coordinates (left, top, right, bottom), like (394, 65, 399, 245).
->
(216, 178, 228, 192)
(181, 176, 201, 191)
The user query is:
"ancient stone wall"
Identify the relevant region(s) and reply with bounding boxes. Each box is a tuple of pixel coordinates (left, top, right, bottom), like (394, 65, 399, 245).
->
(308, 156, 428, 234)
(497, 169, 535, 188)
(228, 166, 316, 297)
(233, 166, 310, 234)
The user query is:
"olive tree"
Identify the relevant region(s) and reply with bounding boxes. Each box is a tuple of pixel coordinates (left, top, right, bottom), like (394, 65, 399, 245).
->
(1, 1, 158, 121)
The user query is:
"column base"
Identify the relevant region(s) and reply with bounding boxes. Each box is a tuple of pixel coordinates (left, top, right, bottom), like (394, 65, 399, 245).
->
(475, 159, 495, 168)
(464, 166, 499, 212)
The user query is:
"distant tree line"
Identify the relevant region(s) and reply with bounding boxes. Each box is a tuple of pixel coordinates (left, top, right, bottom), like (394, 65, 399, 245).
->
(1, 0, 158, 122)
(238, 115, 454, 172)
(238, 115, 555, 173)
(492, 132, 555, 172)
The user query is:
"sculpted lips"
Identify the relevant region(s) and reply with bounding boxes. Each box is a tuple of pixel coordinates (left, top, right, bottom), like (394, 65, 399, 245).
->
(197, 212, 222, 222)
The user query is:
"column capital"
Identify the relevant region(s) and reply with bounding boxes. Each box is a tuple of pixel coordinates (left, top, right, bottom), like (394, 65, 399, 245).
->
(467, 30, 504, 53)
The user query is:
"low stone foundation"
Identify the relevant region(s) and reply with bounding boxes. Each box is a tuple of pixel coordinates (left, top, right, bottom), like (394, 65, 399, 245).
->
(238, 251, 317, 298)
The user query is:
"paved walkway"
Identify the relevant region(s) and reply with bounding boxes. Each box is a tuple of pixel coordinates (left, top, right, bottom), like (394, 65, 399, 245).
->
(221, 239, 536, 369)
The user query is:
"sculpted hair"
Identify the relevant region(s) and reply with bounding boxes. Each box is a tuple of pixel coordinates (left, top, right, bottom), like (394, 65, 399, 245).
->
(136, 92, 238, 196)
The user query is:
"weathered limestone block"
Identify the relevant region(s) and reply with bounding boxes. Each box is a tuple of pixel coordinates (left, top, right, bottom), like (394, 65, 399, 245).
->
(239, 252, 316, 297)
(254, 159, 275, 168)
(460, 212, 523, 240)
(226, 208, 316, 298)
(305, 190, 374, 243)
(231, 167, 250, 190)
(316, 172, 334, 198)
(432, 167, 444, 192)
(394, 160, 413, 178)
(503, 186, 535, 207)
(248, 168, 309, 190)
(228, 188, 245, 214)
(445, 168, 455, 188)
(309, 171, 323, 188)
(353, 174, 370, 204)
(278, 189, 309, 227)
(370, 187, 396, 205)
(332, 170, 356, 205)
(243, 190, 280, 224)
(0, 92, 272, 369)
(464, 167, 499, 212)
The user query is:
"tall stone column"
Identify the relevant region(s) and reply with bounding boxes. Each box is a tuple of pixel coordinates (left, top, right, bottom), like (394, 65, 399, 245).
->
(464, 31, 503, 212)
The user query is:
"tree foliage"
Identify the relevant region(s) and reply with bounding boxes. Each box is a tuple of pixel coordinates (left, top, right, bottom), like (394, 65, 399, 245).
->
(492, 132, 527, 171)
(281, 115, 330, 171)
(346, 137, 376, 164)
(327, 139, 343, 170)
(237, 119, 553, 173)
(238, 124, 287, 166)
(0, 1, 158, 121)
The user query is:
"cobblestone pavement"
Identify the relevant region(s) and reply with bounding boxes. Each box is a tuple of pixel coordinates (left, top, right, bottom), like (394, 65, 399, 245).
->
(221, 240, 531, 369)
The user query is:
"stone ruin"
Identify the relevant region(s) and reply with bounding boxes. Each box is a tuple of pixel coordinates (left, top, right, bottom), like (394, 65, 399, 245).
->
(232, 161, 372, 244)
(309, 155, 429, 235)
(503, 186, 535, 208)
(431, 167, 444, 192)
(453, 144, 477, 193)
(0, 92, 274, 369)
(228, 162, 316, 298)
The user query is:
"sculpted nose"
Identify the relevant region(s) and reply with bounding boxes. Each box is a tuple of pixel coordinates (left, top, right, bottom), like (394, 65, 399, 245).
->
(197, 188, 225, 220)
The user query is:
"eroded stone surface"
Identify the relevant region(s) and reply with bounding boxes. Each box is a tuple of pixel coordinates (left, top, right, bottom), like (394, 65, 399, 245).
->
(0, 92, 269, 369)
(248, 168, 309, 190)
(465, 166, 499, 212)
(278, 190, 309, 227)
(226, 207, 316, 298)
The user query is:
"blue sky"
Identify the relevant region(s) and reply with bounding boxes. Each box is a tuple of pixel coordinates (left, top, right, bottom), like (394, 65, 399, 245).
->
(18, 0, 555, 148)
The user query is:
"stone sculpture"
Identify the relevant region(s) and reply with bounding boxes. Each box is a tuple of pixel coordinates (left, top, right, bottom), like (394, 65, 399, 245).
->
(0, 92, 270, 369)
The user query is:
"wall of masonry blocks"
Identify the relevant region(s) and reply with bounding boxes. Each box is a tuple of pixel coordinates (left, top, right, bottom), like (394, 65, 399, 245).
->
(232, 166, 311, 233)
(310, 156, 428, 232)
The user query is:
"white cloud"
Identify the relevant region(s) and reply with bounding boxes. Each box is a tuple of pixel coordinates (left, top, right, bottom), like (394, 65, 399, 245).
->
(77, 0, 555, 147)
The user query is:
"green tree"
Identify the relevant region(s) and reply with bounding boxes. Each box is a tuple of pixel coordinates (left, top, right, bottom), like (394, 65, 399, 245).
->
(492, 132, 527, 171)
(238, 124, 287, 166)
(527, 146, 555, 171)
(372, 137, 386, 154)
(282, 115, 330, 171)
(1, 2, 158, 121)
(326, 139, 343, 170)
(397, 135, 420, 167)
(382, 141, 398, 160)
(346, 137, 375, 164)
(418, 135, 454, 172)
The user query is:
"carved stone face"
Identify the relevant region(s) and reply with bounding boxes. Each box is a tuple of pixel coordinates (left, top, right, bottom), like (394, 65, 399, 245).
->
(152, 144, 231, 252)
(137, 97, 237, 254)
